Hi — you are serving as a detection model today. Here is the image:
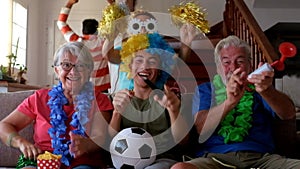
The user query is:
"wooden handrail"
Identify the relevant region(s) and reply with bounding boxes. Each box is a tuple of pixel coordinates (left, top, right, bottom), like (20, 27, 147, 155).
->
(223, 0, 279, 69)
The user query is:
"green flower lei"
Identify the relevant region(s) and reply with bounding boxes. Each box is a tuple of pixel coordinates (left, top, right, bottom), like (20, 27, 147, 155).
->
(16, 154, 37, 169)
(213, 75, 255, 144)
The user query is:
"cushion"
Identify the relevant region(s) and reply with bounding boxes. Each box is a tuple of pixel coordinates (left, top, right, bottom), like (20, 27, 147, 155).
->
(0, 90, 35, 167)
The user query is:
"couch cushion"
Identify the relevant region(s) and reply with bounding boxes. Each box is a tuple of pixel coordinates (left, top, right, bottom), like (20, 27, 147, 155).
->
(0, 90, 35, 167)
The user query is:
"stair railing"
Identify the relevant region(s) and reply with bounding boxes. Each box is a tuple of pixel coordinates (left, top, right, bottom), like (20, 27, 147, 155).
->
(223, 0, 279, 69)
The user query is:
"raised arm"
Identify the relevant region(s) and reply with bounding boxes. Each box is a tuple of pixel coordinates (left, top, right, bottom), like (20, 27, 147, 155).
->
(195, 101, 237, 143)
(154, 85, 189, 144)
(248, 70, 296, 120)
(57, 0, 80, 42)
(102, 38, 122, 64)
(195, 68, 247, 142)
(178, 23, 198, 61)
(108, 89, 134, 137)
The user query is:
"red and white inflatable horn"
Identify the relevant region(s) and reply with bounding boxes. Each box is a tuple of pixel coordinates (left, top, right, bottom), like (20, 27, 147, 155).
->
(271, 42, 297, 71)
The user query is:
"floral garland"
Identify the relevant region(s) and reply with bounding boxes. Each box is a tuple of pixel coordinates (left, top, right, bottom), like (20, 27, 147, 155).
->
(16, 154, 37, 169)
(213, 75, 255, 144)
(47, 81, 94, 166)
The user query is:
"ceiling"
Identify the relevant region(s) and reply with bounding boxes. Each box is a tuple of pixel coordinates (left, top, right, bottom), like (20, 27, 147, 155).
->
(253, 0, 300, 8)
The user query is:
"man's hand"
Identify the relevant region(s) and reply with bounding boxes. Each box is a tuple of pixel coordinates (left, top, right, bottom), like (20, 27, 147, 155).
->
(247, 71, 274, 93)
(180, 23, 198, 47)
(69, 132, 97, 158)
(112, 89, 134, 114)
(69, 0, 79, 4)
(226, 68, 247, 107)
(179, 23, 198, 61)
(107, 0, 115, 4)
(247, 62, 274, 93)
(154, 85, 181, 115)
(66, 0, 79, 8)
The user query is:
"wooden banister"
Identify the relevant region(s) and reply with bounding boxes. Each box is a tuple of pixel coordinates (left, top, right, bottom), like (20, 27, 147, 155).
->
(223, 0, 279, 69)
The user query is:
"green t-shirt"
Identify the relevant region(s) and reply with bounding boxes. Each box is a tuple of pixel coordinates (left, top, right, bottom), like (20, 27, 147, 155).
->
(120, 96, 179, 160)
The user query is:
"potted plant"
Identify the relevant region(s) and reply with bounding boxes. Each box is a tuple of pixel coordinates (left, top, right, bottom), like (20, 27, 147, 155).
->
(16, 64, 27, 84)
(4, 37, 27, 83)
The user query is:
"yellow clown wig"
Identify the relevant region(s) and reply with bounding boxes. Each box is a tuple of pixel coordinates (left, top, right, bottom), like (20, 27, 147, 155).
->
(120, 33, 176, 89)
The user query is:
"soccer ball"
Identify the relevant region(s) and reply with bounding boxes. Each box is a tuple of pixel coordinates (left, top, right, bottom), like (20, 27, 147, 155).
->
(110, 127, 156, 169)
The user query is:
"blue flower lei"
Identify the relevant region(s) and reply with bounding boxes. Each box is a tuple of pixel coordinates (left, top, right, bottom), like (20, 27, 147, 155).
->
(47, 81, 94, 166)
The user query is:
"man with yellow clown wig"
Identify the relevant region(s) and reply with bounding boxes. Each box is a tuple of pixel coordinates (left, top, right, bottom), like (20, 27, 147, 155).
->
(119, 32, 177, 90)
(108, 32, 189, 168)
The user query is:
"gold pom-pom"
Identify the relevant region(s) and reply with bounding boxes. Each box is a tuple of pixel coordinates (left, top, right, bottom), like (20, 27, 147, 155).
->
(98, 3, 128, 40)
(169, 1, 210, 34)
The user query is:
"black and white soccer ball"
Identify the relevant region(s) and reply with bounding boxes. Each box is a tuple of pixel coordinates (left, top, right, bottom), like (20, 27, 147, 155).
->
(110, 127, 156, 169)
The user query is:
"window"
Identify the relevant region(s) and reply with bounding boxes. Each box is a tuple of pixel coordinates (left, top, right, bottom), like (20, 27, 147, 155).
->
(0, 0, 12, 67)
(0, 0, 27, 70)
(12, 1, 27, 67)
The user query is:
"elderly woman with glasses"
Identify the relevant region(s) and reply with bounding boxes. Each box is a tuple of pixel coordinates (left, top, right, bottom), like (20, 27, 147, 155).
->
(0, 41, 113, 169)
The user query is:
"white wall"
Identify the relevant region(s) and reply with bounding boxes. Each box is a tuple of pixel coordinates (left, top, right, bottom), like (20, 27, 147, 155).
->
(25, 0, 107, 86)
(24, 0, 299, 86)
(135, 0, 225, 28)
(245, 0, 300, 30)
(275, 75, 300, 107)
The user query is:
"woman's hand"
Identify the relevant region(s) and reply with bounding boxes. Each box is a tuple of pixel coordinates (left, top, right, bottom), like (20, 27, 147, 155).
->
(0, 111, 42, 161)
(17, 137, 42, 160)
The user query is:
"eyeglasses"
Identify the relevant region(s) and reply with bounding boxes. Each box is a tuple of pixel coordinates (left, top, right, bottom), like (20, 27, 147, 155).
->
(128, 18, 158, 34)
(59, 62, 88, 72)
